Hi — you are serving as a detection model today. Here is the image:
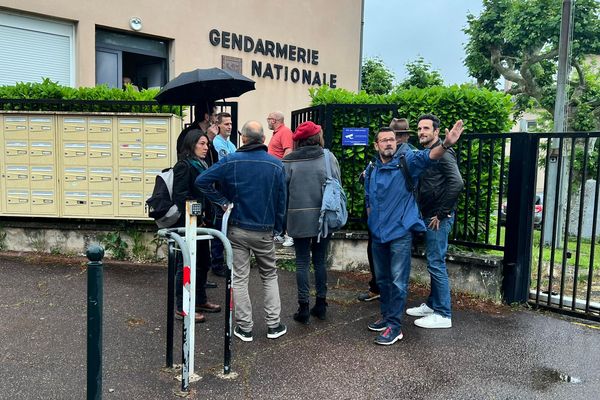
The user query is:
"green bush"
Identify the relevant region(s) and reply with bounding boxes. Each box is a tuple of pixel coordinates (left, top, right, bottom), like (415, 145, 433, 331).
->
(309, 85, 513, 241)
(0, 78, 182, 115)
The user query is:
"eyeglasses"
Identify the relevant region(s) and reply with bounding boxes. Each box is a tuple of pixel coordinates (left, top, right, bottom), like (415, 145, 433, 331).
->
(377, 138, 395, 144)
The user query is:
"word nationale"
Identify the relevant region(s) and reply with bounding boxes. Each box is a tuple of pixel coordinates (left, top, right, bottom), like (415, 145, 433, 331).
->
(208, 29, 338, 88)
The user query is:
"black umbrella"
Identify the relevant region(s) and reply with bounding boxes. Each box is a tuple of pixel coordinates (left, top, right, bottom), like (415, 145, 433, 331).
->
(155, 67, 256, 105)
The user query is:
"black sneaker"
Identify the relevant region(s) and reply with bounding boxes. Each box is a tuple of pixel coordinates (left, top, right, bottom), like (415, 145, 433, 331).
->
(266, 323, 287, 339)
(233, 326, 253, 342)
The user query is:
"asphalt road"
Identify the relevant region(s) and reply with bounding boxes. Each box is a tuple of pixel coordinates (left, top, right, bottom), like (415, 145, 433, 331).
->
(1, 254, 599, 399)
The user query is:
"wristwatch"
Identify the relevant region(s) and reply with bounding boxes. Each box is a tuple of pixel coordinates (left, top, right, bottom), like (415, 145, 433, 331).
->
(441, 141, 452, 150)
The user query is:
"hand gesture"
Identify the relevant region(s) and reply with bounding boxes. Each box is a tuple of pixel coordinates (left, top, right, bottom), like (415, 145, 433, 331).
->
(444, 120, 464, 146)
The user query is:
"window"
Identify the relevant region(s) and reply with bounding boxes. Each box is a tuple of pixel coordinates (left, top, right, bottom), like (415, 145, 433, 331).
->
(95, 29, 169, 90)
(0, 11, 74, 86)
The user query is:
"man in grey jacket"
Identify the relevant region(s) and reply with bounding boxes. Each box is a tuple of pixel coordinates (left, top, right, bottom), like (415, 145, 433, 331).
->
(406, 114, 464, 329)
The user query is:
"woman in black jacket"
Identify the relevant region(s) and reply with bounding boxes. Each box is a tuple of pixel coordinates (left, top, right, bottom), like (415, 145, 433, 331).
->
(174, 129, 221, 322)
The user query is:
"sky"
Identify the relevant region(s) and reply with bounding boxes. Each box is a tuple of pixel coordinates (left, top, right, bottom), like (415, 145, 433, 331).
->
(362, 0, 484, 86)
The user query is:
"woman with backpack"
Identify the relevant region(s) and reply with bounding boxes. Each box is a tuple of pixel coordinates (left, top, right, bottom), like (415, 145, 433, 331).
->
(282, 121, 341, 324)
(173, 129, 221, 323)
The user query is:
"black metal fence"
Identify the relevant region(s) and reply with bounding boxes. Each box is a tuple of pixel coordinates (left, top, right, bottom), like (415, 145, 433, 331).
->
(292, 104, 600, 320)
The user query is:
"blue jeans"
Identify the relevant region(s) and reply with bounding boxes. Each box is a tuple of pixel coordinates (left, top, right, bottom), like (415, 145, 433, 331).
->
(294, 236, 330, 303)
(372, 233, 412, 330)
(425, 215, 454, 318)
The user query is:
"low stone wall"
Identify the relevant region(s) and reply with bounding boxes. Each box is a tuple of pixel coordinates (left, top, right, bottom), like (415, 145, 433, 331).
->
(0, 222, 503, 300)
(329, 232, 503, 301)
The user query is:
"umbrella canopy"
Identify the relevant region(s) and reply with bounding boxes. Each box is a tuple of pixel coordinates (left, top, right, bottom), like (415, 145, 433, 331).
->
(155, 67, 256, 105)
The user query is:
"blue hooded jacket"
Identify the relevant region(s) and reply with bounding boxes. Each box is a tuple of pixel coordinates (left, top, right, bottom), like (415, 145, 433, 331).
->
(365, 149, 433, 244)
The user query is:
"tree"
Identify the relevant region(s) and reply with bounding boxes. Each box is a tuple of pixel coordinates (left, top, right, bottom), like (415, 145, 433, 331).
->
(464, 0, 600, 130)
(361, 57, 395, 95)
(398, 57, 444, 89)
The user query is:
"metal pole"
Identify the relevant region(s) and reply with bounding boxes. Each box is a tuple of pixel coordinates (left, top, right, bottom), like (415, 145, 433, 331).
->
(87, 245, 104, 400)
(220, 205, 234, 375)
(165, 239, 176, 368)
(544, 0, 574, 246)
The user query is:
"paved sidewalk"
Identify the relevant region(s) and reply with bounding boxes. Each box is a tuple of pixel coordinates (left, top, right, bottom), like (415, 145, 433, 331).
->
(1, 254, 599, 399)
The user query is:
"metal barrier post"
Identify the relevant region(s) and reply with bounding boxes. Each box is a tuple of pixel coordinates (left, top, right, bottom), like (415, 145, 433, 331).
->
(165, 239, 176, 368)
(503, 133, 537, 303)
(86, 244, 104, 400)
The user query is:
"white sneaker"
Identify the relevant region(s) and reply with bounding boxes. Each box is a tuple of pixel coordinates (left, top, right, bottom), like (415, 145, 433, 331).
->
(282, 235, 294, 247)
(414, 314, 452, 329)
(273, 235, 285, 244)
(406, 303, 434, 317)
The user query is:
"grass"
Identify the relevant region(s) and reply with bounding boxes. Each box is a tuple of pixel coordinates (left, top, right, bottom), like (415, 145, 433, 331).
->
(479, 225, 600, 303)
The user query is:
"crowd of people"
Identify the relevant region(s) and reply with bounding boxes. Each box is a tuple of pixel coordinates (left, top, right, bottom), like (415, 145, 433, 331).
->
(172, 105, 464, 346)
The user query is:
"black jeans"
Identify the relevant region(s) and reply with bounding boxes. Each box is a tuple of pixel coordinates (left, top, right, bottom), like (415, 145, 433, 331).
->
(367, 229, 380, 294)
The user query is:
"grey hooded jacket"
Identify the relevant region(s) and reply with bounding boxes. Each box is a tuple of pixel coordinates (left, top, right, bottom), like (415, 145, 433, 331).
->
(282, 145, 341, 238)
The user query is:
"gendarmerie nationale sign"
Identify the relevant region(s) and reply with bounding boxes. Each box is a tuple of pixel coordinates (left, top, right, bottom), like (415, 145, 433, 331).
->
(209, 29, 337, 88)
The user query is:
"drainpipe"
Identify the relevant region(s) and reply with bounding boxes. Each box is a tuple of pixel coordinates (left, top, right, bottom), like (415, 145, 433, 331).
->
(358, 0, 365, 92)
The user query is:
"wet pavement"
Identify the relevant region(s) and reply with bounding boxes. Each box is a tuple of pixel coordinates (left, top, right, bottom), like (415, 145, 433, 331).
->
(1, 253, 599, 399)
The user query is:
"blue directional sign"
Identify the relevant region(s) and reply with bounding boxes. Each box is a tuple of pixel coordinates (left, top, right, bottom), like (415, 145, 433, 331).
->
(342, 127, 369, 146)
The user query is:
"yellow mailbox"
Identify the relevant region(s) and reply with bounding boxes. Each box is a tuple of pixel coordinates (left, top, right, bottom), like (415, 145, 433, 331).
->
(89, 192, 114, 216)
(29, 141, 54, 164)
(118, 143, 143, 166)
(30, 165, 55, 189)
(118, 167, 143, 192)
(4, 141, 29, 163)
(61, 117, 87, 142)
(5, 189, 29, 214)
(3, 116, 28, 139)
(118, 192, 144, 217)
(88, 117, 113, 142)
(89, 142, 113, 166)
(143, 143, 169, 168)
(5, 165, 29, 188)
(143, 118, 169, 143)
(144, 168, 162, 193)
(63, 142, 87, 166)
(63, 191, 88, 215)
(63, 167, 88, 190)
(29, 116, 54, 140)
(31, 190, 56, 214)
(118, 118, 143, 142)
(88, 167, 113, 191)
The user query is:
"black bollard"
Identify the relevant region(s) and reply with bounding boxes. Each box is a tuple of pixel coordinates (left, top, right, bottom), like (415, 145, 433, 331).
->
(166, 239, 176, 368)
(87, 244, 104, 400)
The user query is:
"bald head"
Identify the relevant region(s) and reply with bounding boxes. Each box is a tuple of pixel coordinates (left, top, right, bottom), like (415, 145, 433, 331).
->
(267, 111, 285, 130)
(241, 120, 265, 145)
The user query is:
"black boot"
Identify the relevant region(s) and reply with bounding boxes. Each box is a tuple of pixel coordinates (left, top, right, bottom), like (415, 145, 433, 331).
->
(293, 302, 310, 324)
(310, 297, 328, 320)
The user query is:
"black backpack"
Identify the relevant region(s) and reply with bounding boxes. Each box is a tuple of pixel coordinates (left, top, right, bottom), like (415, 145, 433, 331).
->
(146, 167, 181, 228)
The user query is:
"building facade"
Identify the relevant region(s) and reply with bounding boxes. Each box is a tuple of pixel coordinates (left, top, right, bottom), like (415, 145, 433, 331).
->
(0, 0, 363, 128)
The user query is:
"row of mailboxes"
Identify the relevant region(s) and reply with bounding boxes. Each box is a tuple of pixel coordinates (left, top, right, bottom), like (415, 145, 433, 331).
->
(3, 116, 54, 141)
(3, 165, 161, 192)
(4, 141, 169, 168)
(4, 116, 171, 144)
(1, 112, 180, 219)
(3, 189, 148, 217)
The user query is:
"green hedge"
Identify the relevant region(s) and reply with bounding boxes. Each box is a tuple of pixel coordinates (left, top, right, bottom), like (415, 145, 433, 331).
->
(0, 78, 182, 115)
(309, 85, 513, 242)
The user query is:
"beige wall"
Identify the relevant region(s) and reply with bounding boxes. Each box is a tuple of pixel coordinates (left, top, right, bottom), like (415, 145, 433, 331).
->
(1, 1, 362, 135)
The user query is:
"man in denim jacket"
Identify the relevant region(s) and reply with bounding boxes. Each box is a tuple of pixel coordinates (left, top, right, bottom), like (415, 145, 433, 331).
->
(196, 120, 288, 342)
(364, 121, 464, 345)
